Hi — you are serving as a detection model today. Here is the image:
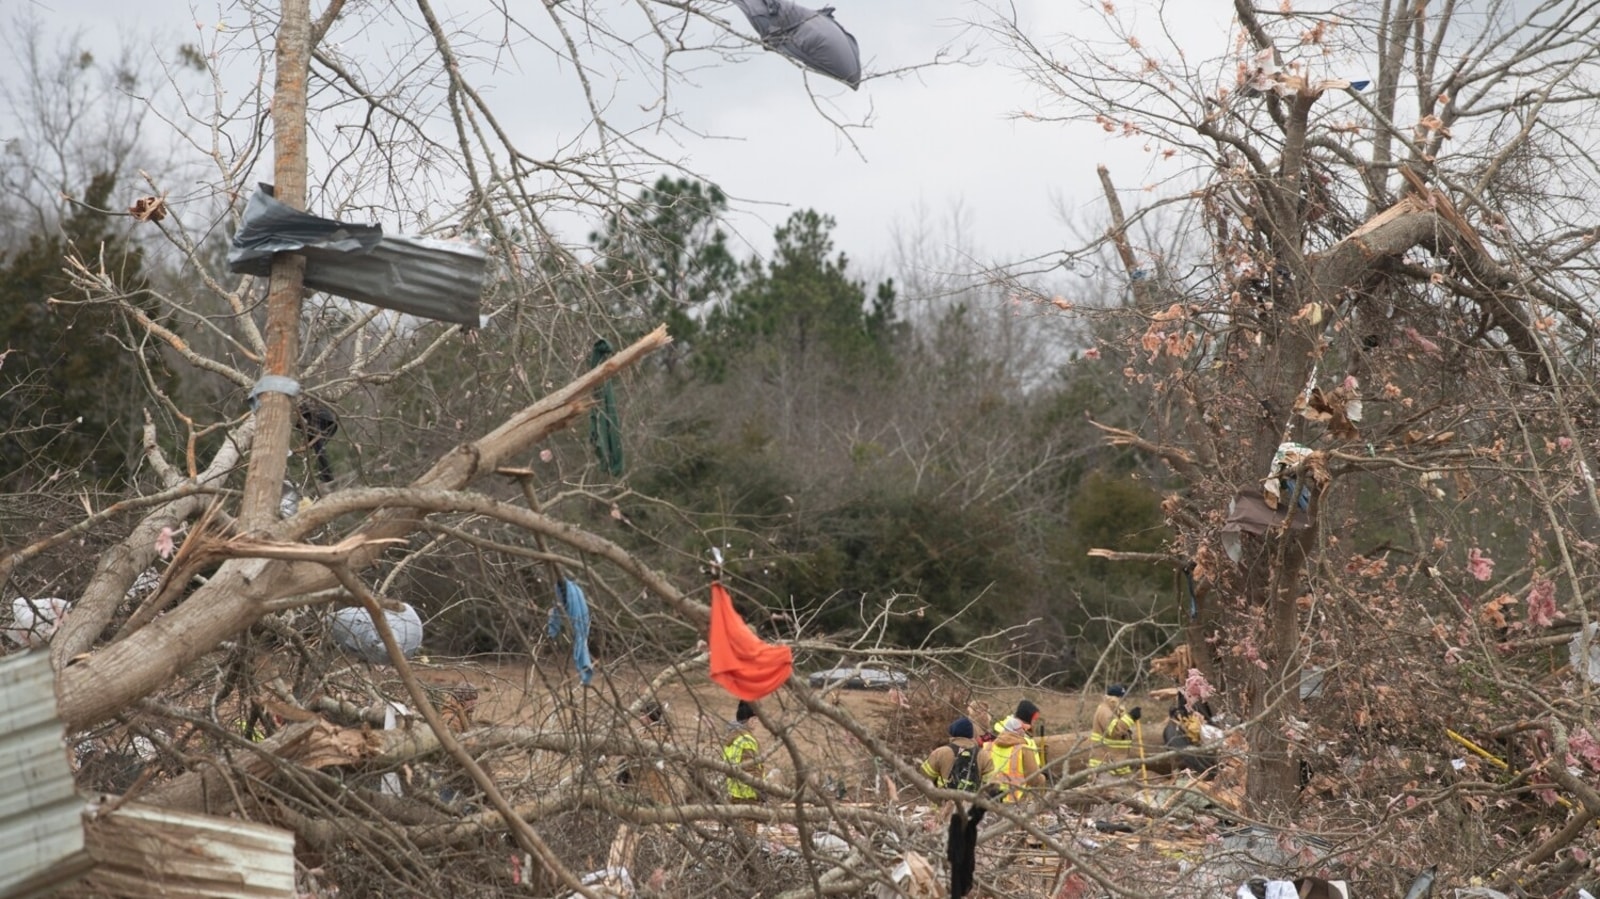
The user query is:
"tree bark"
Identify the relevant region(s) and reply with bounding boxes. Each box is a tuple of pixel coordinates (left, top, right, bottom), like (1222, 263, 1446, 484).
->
(240, 0, 311, 529)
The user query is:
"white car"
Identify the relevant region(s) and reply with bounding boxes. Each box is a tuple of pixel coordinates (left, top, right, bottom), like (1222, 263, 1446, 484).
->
(807, 666, 909, 691)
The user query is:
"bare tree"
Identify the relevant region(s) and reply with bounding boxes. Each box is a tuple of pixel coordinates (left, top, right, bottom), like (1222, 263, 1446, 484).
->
(0, 17, 153, 244)
(985, 0, 1600, 860)
(0, 3, 1027, 897)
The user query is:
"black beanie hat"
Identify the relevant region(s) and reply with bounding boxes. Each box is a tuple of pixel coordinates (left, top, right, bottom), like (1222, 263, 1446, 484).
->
(1014, 700, 1041, 724)
(949, 717, 975, 739)
(736, 700, 756, 722)
(1106, 683, 1128, 698)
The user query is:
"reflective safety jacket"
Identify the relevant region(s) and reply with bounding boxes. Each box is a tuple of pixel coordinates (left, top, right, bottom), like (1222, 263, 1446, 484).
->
(982, 728, 1042, 802)
(724, 729, 761, 800)
(1088, 698, 1137, 774)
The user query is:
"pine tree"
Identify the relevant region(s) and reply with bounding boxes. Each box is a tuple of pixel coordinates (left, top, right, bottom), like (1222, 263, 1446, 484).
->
(0, 172, 155, 484)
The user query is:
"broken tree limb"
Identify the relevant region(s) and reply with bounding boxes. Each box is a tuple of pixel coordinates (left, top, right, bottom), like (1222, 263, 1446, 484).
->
(52, 424, 253, 664)
(1085, 549, 1191, 569)
(251, 486, 711, 626)
(1086, 419, 1199, 478)
(53, 326, 670, 732)
(330, 564, 590, 899)
(1098, 164, 1155, 309)
(501, 467, 569, 614)
(143, 720, 324, 813)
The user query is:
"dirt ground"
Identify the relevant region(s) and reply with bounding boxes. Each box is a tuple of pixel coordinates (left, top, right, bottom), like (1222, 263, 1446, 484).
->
(284, 653, 1223, 897)
(404, 653, 1168, 792)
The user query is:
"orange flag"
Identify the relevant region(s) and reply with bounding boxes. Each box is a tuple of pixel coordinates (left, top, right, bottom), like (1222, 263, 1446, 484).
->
(709, 581, 793, 701)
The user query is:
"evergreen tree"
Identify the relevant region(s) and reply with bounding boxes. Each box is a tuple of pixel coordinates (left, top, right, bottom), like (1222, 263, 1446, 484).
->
(590, 176, 740, 368)
(701, 209, 898, 378)
(0, 172, 154, 483)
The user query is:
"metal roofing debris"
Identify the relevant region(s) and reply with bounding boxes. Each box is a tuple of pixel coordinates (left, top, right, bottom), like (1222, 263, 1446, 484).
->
(228, 184, 486, 327)
(69, 803, 295, 899)
(0, 651, 92, 898)
(0, 654, 296, 899)
(227, 184, 381, 270)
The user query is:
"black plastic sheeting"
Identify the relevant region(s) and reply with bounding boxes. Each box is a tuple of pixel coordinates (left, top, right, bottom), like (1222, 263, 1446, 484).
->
(227, 184, 485, 327)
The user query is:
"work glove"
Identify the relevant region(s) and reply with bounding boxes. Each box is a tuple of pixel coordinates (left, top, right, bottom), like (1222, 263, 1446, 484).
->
(1129, 707, 1143, 721)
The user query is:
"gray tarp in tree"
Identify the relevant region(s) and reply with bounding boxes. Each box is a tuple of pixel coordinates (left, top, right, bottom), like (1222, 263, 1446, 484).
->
(228, 184, 486, 327)
(730, 0, 861, 89)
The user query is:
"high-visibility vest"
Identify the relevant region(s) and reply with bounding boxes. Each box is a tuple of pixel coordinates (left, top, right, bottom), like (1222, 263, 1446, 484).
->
(987, 742, 1032, 802)
(992, 719, 1045, 770)
(724, 732, 760, 800)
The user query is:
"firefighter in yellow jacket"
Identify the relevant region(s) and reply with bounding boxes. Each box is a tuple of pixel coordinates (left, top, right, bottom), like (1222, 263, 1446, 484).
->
(722, 700, 764, 836)
(980, 700, 1045, 802)
(723, 700, 763, 803)
(1088, 684, 1141, 776)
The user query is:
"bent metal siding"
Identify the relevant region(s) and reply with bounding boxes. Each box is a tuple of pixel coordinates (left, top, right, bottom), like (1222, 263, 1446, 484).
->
(0, 650, 296, 899)
(69, 803, 295, 899)
(0, 651, 91, 898)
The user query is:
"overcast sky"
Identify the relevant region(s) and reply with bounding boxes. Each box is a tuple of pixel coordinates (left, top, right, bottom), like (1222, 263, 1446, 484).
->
(14, 0, 1253, 277)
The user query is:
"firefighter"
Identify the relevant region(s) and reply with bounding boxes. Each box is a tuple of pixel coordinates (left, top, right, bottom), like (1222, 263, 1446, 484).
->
(980, 700, 1045, 802)
(1088, 684, 1141, 776)
(920, 717, 982, 791)
(723, 700, 763, 803)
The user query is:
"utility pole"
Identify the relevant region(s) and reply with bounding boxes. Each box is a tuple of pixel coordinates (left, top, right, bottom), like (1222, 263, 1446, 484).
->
(240, 0, 312, 529)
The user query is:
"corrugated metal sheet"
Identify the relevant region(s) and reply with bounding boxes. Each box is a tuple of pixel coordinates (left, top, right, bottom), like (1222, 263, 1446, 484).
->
(69, 803, 295, 898)
(299, 234, 486, 327)
(0, 651, 91, 899)
(228, 184, 486, 326)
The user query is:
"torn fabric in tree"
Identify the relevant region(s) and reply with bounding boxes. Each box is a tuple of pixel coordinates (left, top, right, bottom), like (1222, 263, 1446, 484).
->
(729, 0, 862, 89)
(228, 184, 486, 327)
(1220, 492, 1312, 563)
(708, 581, 792, 701)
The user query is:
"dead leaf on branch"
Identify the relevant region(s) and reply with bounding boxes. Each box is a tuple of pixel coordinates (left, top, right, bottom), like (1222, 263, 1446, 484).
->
(128, 195, 167, 222)
(1415, 114, 1452, 138)
(1295, 380, 1362, 439)
(1140, 304, 1200, 360)
(1290, 301, 1324, 325)
(1304, 451, 1331, 485)
(1480, 594, 1517, 630)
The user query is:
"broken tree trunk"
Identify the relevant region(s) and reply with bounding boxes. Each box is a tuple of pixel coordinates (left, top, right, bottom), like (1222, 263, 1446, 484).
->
(53, 326, 671, 732)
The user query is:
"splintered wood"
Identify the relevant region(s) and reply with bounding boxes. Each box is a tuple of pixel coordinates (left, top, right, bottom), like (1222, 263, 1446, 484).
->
(1150, 644, 1194, 682)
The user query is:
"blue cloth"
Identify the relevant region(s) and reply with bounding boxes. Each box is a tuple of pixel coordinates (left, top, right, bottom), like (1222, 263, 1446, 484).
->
(547, 579, 594, 685)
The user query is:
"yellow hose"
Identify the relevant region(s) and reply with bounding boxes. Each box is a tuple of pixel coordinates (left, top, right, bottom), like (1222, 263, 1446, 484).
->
(1446, 728, 1577, 812)
(1445, 728, 1508, 770)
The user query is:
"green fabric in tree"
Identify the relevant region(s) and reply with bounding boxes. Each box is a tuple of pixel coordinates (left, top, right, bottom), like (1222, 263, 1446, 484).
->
(588, 338, 624, 476)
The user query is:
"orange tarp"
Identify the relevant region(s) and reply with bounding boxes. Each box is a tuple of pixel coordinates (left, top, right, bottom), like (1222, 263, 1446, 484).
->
(709, 582, 792, 701)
